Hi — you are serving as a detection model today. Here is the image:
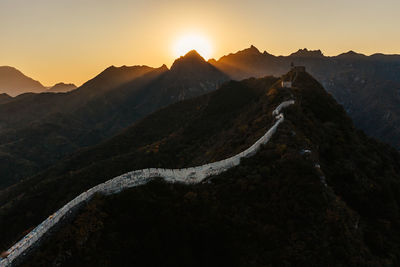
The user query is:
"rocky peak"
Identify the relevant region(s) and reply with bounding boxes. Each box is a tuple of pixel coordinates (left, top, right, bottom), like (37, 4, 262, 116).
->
(170, 50, 208, 71)
(290, 48, 324, 58)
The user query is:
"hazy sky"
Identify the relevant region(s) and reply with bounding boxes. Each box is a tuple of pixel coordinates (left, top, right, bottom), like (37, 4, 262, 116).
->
(1, 0, 399, 86)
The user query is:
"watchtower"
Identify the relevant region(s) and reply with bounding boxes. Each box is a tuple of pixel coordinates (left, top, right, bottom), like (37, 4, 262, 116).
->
(280, 63, 306, 88)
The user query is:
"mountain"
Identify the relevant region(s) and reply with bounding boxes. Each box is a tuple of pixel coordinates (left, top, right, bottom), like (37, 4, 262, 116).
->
(211, 46, 400, 149)
(134, 50, 229, 108)
(0, 93, 12, 104)
(289, 48, 324, 58)
(2, 71, 400, 266)
(0, 66, 46, 96)
(47, 83, 77, 93)
(73, 65, 156, 96)
(211, 45, 285, 80)
(0, 52, 229, 189)
(336, 50, 367, 59)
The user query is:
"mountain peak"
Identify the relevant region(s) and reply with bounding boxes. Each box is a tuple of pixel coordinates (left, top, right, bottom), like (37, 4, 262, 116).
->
(171, 50, 207, 71)
(0, 66, 45, 96)
(290, 48, 324, 58)
(336, 50, 366, 58)
(47, 82, 77, 93)
(183, 50, 204, 59)
(159, 64, 169, 71)
(238, 45, 261, 55)
(249, 45, 260, 52)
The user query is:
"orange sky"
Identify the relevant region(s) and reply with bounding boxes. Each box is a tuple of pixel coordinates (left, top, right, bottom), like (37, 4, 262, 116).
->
(1, 0, 399, 86)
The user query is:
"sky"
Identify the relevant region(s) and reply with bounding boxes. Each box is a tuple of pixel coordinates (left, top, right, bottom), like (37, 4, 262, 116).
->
(1, 0, 399, 86)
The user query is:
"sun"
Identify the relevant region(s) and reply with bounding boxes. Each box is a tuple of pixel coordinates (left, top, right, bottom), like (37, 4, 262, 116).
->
(173, 34, 213, 59)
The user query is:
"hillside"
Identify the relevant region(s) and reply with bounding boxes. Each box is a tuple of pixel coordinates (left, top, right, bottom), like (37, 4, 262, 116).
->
(1, 71, 400, 266)
(0, 52, 229, 189)
(211, 47, 400, 149)
(0, 75, 283, 252)
(0, 66, 46, 96)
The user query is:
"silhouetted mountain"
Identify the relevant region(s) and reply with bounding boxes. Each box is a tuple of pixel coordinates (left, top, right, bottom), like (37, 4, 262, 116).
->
(3, 71, 400, 266)
(211, 46, 400, 149)
(0, 66, 46, 96)
(47, 83, 77, 93)
(0, 93, 12, 104)
(336, 50, 367, 59)
(211, 46, 283, 80)
(74, 65, 156, 96)
(0, 53, 228, 189)
(289, 48, 324, 58)
(147, 50, 229, 102)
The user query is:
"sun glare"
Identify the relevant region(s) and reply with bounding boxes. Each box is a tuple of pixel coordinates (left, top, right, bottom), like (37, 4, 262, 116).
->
(173, 34, 213, 59)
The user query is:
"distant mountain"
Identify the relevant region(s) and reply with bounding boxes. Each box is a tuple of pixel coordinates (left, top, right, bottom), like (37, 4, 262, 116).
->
(0, 93, 12, 104)
(138, 50, 229, 106)
(0, 51, 229, 189)
(289, 48, 324, 58)
(3, 71, 400, 266)
(211, 45, 285, 80)
(74, 65, 156, 97)
(47, 82, 77, 93)
(211, 46, 400, 149)
(0, 66, 46, 96)
(336, 50, 367, 59)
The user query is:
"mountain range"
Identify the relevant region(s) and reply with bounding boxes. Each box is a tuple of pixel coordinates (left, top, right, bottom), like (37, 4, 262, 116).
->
(1, 71, 400, 266)
(1, 47, 400, 191)
(3, 47, 400, 150)
(0, 51, 228, 188)
(210, 46, 400, 149)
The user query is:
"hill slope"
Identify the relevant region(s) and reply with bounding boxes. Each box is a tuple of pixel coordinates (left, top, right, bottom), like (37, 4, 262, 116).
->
(1, 71, 400, 266)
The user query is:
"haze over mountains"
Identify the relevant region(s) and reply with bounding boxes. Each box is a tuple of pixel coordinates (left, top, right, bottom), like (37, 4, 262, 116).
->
(1, 47, 400, 192)
(210, 46, 400, 149)
(0, 66, 46, 96)
(0, 66, 77, 96)
(46, 83, 77, 93)
(0, 51, 228, 188)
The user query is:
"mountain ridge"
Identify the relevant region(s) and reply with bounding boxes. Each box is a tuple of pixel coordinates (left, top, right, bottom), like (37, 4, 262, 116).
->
(210, 45, 400, 149)
(0, 66, 46, 96)
(2, 71, 400, 266)
(0, 54, 229, 189)
(0, 96, 294, 266)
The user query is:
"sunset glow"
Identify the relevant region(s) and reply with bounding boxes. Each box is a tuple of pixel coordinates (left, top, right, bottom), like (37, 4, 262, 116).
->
(173, 34, 213, 59)
(0, 0, 399, 86)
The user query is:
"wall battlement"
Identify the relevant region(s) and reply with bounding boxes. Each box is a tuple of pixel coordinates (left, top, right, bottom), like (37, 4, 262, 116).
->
(0, 100, 295, 267)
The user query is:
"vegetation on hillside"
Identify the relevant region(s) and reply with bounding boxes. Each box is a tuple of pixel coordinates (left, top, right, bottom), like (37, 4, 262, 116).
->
(212, 47, 400, 149)
(0, 52, 228, 189)
(3, 71, 400, 266)
(0, 76, 285, 252)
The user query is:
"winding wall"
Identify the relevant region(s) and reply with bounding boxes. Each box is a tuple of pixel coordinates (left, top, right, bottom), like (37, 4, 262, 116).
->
(0, 100, 295, 267)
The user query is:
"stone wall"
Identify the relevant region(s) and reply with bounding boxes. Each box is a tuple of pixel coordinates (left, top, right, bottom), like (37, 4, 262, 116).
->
(0, 100, 295, 267)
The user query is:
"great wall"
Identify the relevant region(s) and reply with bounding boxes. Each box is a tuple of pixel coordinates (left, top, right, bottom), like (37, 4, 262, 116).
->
(0, 99, 295, 267)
